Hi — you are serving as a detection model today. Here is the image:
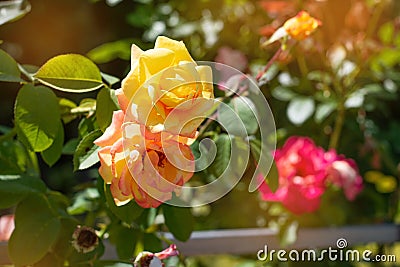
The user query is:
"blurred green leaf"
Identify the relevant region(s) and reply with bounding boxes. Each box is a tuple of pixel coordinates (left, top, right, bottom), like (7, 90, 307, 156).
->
(97, 87, 119, 132)
(163, 204, 194, 242)
(278, 220, 298, 247)
(41, 121, 64, 167)
(62, 138, 79, 155)
(0, 0, 31, 26)
(314, 101, 337, 123)
(126, 6, 153, 28)
(272, 86, 298, 101)
(15, 84, 61, 152)
(73, 129, 102, 171)
(9, 195, 61, 266)
(34, 54, 103, 92)
(217, 97, 257, 136)
(250, 139, 278, 192)
(87, 40, 132, 64)
(0, 174, 46, 209)
(143, 233, 162, 252)
(109, 224, 140, 260)
(101, 72, 121, 87)
(67, 188, 100, 215)
(0, 139, 28, 175)
(287, 97, 315, 125)
(78, 115, 97, 138)
(0, 49, 23, 82)
(59, 98, 78, 124)
(378, 22, 394, 45)
(307, 70, 332, 84)
(105, 184, 144, 224)
(209, 134, 231, 178)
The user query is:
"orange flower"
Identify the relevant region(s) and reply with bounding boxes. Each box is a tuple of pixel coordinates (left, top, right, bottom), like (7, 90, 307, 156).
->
(95, 111, 194, 208)
(262, 11, 321, 46)
(283, 11, 321, 40)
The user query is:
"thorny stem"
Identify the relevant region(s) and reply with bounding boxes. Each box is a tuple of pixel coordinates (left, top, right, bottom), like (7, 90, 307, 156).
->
(256, 46, 282, 82)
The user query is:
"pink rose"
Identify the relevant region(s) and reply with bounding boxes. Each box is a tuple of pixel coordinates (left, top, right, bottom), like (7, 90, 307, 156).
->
(327, 159, 363, 201)
(259, 136, 363, 214)
(259, 137, 329, 214)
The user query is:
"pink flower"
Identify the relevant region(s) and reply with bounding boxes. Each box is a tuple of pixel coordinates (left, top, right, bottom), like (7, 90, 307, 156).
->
(259, 136, 363, 214)
(0, 214, 14, 241)
(327, 158, 363, 201)
(215, 46, 248, 72)
(259, 137, 329, 214)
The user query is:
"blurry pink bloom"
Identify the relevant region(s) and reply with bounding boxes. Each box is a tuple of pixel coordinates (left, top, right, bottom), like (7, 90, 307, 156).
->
(0, 214, 14, 242)
(215, 46, 248, 72)
(327, 159, 363, 201)
(259, 137, 329, 214)
(259, 136, 363, 214)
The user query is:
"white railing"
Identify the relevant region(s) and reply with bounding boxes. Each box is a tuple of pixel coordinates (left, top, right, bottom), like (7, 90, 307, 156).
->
(1, 224, 399, 264)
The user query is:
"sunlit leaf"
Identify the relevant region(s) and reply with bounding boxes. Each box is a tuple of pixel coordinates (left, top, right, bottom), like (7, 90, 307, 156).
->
(34, 54, 103, 92)
(0, 0, 31, 26)
(73, 129, 102, 171)
(97, 87, 119, 132)
(15, 84, 61, 152)
(0, 49, 23, 82)
(87, 40, 132, 64)
(41, 121, 64, 167)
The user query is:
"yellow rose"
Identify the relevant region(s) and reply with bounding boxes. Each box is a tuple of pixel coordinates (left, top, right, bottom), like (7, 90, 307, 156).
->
(117, 36, 214, 138)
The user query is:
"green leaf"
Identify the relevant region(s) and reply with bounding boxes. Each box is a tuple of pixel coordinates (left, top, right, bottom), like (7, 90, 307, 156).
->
(378, 22, 394, 45)
(0, 139, 28, 175)
(96, 87, 119, 132)
(0, 0, 31, 26)
(272, 86, 298, 101)
(15, 84, 61, 152)
(87, 39, 132, 64)
(250, 139, 278, 192)
(163, 204, 194, 242)
(34, 54, 103, 92)
(102, 72, 121, 87)
(41, 121, 64, 166)
(67, 188, 99, 215)
(73, 130, 102, 171)
(279, 220, 298, 247)
(9, 195, 61, 266)
(59, 98, 78, 124)
(143, 233, 162, 252)
(62, 138, 79, 155)
(287, 97, 315, 125)
(314, 101, 337, 123)
(209, 134, 231, 178)
(0, 49, 23, 82)
(0, 174, 46, 209)
(217, 97, 257, 137)
(105, 184, 144, 224)
(109, 224, 140, 260)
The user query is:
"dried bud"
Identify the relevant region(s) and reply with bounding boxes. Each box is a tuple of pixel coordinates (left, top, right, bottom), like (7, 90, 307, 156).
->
(71, 225, 99, 253)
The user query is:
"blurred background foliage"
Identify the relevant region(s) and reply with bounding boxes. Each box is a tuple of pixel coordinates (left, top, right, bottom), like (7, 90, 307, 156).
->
(1, 0, 400, 266)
